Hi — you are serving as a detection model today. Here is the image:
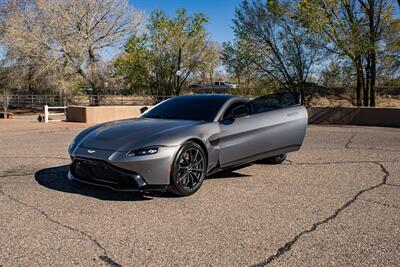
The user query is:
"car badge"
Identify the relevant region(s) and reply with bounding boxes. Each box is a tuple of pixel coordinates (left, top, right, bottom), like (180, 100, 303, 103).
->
(88, 149, 96, 154)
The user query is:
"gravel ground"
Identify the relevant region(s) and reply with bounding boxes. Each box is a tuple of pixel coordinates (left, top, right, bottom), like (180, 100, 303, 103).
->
(0, 117, 399, 266)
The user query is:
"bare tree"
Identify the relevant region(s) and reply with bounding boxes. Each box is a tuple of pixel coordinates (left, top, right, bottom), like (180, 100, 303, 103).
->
(230, 0, 325, 104)
(1, 0, 144, 104)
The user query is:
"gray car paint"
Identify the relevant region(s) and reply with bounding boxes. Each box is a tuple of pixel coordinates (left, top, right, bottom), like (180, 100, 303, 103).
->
(215, 105, 307, 167)
(68, 94, 308, 188)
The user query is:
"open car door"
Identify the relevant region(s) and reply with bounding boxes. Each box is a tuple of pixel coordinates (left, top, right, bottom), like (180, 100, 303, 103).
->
(218, 92, 308, 167)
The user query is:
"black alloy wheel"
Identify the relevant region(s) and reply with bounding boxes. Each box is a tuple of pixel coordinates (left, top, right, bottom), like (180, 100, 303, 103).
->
(168, 141, 207, 196)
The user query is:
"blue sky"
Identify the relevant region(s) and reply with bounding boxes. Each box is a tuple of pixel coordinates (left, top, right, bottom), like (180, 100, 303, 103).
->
(130, 0, 242, 44)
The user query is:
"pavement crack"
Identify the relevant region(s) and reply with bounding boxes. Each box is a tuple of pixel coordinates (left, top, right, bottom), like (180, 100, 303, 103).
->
(345, 133, 356, 149)
(385, 183, 400, 188)
(284, 159, 293, 164)
(253, 161, 390, 266)
(0, 169, 67, 179)
(99, 256, 123, 267)
(0, 173, 35, 178)
(1, 128, 71, 134)
(0, 156, 70, 160)
(361, 199, 400, 210)
(304, 147, 400, 153)
(0, 188, 122, 267)
(285, 160, 396, 166)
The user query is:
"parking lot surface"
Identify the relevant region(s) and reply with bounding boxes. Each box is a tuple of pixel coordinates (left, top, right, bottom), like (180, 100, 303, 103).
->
(0, 117, 399, 266)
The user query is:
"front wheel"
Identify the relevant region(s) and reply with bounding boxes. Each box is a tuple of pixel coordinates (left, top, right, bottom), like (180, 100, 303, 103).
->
(261, 153, 287, 164)
(168, 141, 207, 196)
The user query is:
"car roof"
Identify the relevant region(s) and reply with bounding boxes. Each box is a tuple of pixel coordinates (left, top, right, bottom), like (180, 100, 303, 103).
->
(175, 94, 236, 101)
(169, 94, 247, 122)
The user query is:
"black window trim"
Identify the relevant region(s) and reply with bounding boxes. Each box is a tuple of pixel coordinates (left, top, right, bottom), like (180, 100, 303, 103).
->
(219, 99, 249, 121)
(249, 92, 301, 115)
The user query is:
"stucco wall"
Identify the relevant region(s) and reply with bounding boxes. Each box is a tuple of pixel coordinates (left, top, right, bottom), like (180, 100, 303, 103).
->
(66, 105, 400, 127)
(67, 106, 150, 123)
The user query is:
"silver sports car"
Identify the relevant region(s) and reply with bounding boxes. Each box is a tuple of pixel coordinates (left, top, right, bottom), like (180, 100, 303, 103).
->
(68, 93, 308, 196)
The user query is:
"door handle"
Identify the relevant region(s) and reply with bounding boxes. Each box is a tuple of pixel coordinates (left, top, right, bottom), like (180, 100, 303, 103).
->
(287, 112, 299, 117)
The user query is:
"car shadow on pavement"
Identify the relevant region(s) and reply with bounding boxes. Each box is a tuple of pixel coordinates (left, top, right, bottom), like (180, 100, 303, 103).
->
(207, 164, 252, 179)
(35, 165, 152, 201)
(35, 165, 251, 201)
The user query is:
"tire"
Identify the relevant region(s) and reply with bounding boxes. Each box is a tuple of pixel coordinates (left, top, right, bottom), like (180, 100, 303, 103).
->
(261, 153, 287, 164)
(168, 141, 207, 197)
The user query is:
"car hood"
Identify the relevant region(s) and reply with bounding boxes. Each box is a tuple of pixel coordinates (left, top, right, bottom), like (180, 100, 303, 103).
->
(79, 118, 203, 151)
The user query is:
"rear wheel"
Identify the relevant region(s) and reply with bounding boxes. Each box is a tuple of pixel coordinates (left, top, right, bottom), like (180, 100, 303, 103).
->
(261, 153, 287, 164)
(168, 141, 207, 196)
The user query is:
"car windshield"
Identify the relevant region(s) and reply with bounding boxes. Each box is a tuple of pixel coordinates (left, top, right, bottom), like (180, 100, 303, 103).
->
(142, 97, 228, 121)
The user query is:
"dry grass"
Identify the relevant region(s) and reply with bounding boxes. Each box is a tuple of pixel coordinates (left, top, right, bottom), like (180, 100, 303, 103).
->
(309, 95, 400, 108)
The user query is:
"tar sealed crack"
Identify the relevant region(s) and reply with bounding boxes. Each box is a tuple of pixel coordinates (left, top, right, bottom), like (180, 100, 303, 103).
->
(345, 133, 356, 149)
(252, 161, 390, 266)
(99, 256, 123, 267)
(0, 188, 122, 267)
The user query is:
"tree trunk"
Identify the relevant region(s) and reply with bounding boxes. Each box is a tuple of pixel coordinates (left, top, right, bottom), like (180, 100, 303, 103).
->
(355, 58, 363, 106)
(369, 51, 376, 106)
(300, 88, 305, 105)
(364, 58, 370, 106)
(295, 82, 305, 105)
(368, 0, 377, 107)
(88, 48, 100, 106)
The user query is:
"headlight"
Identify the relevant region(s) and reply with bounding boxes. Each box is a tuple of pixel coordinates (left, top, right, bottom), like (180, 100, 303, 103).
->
(126, 147, 159, 157)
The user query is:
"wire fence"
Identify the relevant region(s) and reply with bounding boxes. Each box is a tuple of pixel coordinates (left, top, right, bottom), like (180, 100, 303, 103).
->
(0, 94, 173, 110)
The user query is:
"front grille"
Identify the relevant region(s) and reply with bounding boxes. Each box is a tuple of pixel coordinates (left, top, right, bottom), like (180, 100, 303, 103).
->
(71, 158, 140, 188)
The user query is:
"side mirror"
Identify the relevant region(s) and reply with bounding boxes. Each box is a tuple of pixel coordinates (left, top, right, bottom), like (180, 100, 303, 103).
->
(140, 106, 148, 114)
(221, 105, 250, 125)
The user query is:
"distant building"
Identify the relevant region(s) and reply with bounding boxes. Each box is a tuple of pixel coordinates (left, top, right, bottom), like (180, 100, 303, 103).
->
(189, 81, 238, 94)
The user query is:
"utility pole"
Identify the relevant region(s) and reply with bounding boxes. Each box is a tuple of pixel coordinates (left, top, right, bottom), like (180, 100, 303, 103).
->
(176, 47, 182, 96)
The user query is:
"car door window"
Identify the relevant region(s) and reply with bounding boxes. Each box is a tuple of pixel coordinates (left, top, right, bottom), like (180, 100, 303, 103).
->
(222, 101, 248, 120)
(249, 92, 300, 114)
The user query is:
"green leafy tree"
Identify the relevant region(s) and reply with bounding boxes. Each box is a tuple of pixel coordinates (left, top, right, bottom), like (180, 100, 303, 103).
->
(358, 0, 399, 106)
(114, 37, 150, 93)
(298, 0, 399, 106)
(195, 41, 222, 84)
(298, 0, 366, 105)
(115, 9, 213, 96)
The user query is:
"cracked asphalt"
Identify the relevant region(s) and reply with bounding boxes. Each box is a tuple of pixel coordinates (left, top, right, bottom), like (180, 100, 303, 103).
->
(0, 117, 399, 266)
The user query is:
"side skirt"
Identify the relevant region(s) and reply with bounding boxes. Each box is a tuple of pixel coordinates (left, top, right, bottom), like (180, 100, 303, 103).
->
(207, 144, 301, 176)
